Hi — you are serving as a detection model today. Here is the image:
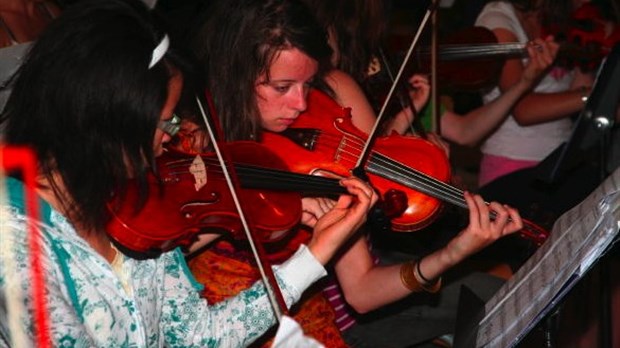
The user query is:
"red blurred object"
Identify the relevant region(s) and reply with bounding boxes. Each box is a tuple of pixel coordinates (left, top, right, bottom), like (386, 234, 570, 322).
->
(1, 146, 51, 348)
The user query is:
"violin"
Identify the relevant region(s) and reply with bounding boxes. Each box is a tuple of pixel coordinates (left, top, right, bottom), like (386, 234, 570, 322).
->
(106, 141, 347, 257)
(386, 25, 610, 92)
(553, 2, 620, 71)
(261, 89, 549, 245)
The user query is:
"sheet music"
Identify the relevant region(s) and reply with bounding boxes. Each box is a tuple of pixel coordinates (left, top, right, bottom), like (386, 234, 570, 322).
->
(476, 168, 620, 348)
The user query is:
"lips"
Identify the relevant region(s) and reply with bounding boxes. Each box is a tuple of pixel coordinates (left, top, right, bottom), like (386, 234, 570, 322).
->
(279, 117, 298, 126)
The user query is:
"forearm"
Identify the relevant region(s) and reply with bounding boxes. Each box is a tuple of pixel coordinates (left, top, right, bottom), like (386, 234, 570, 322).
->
(332, 237, 411, 313)
(335, 245, 459, 313)
(182, 245, 327, 347)
(384, 107, 415, 135)
(414, 244, 460, 282)
(440, 79, 531, 146)
(335, 261, 412, 313)
(512, 88, 587, 125)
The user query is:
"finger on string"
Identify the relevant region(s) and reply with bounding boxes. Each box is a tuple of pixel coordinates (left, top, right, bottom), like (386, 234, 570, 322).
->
(474, 194, 491, 229)
(464, 192, 481, 229)
(504, 204, 523, 233)
(345, 178, 374, 199)
(488, 201, 508, 231)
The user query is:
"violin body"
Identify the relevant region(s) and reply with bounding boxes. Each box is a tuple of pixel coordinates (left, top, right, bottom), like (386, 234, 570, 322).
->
(261, 89, 451, 232)
(107, 142, 302, 256)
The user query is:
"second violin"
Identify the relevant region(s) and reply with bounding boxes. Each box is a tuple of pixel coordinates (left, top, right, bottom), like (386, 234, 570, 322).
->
(106, 140, 355, 256)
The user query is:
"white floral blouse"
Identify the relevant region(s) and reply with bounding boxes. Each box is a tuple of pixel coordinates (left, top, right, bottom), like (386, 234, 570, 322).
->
(0, 177, 326, 347)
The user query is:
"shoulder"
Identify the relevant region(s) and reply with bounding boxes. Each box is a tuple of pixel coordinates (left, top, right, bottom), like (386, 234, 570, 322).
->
(475, 1, 520, 32)
(324, 69, 363, 93)
(324, 69, 367, 105)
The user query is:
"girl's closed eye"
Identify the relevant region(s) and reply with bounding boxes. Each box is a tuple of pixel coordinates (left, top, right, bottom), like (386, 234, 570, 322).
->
(272, 83, 292, 93)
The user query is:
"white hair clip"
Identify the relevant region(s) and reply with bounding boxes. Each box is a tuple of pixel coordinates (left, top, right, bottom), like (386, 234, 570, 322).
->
(148, 34, 169, 69)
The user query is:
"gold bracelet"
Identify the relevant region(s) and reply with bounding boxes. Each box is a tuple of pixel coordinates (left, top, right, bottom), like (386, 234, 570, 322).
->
(413, 258, 442, 293)
(400, 261, 423, 292)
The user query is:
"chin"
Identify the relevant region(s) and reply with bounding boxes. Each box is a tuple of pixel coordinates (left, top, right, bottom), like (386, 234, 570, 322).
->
(267, 124, 289, 133)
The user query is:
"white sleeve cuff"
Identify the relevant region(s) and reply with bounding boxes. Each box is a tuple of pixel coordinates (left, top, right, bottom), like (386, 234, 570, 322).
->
(275, 244, 327, 295)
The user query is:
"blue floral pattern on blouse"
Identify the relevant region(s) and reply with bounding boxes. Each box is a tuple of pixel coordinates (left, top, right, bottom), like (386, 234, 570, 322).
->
(0, 177, 320, 347)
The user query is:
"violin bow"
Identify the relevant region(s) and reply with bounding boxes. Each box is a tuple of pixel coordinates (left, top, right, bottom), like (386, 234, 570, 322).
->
(353, 1, 438, 177)
(194, 94, 288, 320)
(377, 47, 427, 138)
(430, 0, 440, 134)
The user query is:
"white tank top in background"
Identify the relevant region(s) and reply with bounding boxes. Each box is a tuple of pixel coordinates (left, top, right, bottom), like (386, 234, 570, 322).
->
(475, 2, 574, 162)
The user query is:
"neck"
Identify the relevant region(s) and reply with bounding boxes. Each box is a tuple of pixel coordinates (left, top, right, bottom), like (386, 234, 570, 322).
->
(35, 174, 117, 263)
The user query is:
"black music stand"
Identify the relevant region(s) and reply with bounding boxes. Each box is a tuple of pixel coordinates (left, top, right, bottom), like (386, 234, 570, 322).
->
(534, 42, 620, 347)
(454, 44, 620, 348)
(536, 43, 620, 185)
(453, 168, 620, 348)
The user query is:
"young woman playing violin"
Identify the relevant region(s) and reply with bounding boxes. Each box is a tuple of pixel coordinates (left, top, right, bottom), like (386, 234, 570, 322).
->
(181, 0, 525, 347)
(276, 1, 559, 346)
(0, 0, 377, 346)
(475, 0, 597, 187)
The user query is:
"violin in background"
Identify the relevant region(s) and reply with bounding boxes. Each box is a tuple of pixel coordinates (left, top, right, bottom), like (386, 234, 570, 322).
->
(384, 25, 609, 93)
(380, 1, 618, 93)
(544, 2, 619, 72)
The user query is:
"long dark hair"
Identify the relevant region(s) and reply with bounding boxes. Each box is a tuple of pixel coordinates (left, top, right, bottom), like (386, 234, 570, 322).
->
(0, 0, 193, 233)
(190, 0, 333, 141)
(302, 0, 387, 83)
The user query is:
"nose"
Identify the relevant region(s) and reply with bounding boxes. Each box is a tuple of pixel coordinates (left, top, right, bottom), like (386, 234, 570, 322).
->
(289, 85, 308, 112)
(161, 133, 172, 145)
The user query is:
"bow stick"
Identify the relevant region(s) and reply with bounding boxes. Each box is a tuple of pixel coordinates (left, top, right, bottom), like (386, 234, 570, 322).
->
(353, 1, 438, 177)
(194, 94, 288, 320)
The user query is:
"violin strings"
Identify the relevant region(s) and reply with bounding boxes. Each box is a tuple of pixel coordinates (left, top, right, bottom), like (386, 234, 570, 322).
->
(314, 130, 542, 235)
(161, 158, 343, 194)
(367, 152, 467, 208)
(416, 43, 527, 60)
(310, 130, 469, 207)
(366, 153, 545, 236)
(371, 154, 546, 235)
(164, 130, 542, 237)
(237, 165, 343, 193)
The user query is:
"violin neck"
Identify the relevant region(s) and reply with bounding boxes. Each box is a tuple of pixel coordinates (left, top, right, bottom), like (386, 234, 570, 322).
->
(236, 163, 347, 196)
(435, 41, 585, 63)
(365, 152, 549, 245)
(432, 42, 527, 61)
